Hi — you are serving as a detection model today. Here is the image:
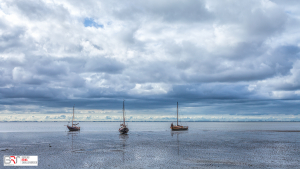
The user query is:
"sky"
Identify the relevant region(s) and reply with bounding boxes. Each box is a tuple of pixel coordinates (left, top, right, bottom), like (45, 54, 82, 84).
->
(1, 0, 300, 121)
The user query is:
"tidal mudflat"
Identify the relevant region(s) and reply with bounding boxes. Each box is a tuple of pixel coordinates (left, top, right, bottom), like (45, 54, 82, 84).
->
(0, 122, 300, 168)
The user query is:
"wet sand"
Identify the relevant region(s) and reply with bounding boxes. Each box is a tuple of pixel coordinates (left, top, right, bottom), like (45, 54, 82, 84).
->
(0, 122, 300, 168)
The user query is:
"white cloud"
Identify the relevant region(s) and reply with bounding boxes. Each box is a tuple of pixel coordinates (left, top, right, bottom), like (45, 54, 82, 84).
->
(0, 0, 300, 121)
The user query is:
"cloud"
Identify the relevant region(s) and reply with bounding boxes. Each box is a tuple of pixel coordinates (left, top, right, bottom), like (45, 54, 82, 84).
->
(1, 0, 300, 121)
(111, 0, 213, 23)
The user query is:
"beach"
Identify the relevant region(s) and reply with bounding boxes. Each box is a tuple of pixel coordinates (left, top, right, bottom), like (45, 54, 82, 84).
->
(1, 122, 300, 168)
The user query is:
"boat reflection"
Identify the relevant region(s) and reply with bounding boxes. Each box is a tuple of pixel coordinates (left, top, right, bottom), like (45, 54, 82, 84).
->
(171, 130, 188, 137)
(119, 133, 129, 140)
(119, 134, 129, 162)
(67, 131, 79, 152)
(171, 131, 187, 155)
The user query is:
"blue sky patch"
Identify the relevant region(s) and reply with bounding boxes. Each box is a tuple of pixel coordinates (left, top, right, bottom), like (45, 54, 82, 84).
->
(84, 18, 103, 28)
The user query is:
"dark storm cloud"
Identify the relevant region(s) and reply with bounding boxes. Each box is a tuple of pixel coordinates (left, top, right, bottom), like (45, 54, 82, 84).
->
(168, 84, 253, 100)
(0, 86, 66, 99)
(1, 0, 300, 120)
(126, 40, 290, 84)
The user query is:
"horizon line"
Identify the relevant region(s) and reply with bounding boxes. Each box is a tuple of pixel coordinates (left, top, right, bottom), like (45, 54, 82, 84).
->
(1, 121, 300, 122)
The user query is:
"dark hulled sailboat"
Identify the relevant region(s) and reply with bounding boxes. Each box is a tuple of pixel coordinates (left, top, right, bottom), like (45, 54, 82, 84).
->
(67, 105, 80, 131)
(170, 102, 188, 131)
(119, 100, 129, 134)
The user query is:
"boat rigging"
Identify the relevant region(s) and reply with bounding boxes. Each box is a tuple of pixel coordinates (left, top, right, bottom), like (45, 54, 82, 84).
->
(119, 100, 129, 134)
(170, 102, 188, 131)
(67, 105, 80, 131)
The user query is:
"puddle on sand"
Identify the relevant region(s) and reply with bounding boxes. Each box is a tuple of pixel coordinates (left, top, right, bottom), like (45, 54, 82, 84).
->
(0, 148, 10, 151)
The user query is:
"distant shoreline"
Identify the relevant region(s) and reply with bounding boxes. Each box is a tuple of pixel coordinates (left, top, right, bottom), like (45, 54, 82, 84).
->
(1, 121, 300, 122)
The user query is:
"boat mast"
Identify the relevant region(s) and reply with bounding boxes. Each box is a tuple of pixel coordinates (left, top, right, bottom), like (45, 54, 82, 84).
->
(177, 102, 178, 126)
(72, 105, 75, 127)
(123, 100, 125, 125)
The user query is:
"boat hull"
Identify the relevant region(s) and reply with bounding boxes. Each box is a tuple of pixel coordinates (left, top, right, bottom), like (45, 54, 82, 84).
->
(67, 125, 80, 131)
(171, 126, 188, 131)
(119, 127, 129, 134)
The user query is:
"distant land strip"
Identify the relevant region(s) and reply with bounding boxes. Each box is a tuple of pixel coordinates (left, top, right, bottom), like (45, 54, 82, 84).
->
(1, 121, 300, 122)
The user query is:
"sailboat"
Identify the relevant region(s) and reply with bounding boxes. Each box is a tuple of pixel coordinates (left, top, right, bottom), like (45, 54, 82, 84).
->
(119, 100, 129, 134)
(67, 105, 80, 131)
(170, 102, 188, 131)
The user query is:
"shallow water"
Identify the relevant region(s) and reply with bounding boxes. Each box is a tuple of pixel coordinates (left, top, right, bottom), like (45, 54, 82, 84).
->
(0, 122, 300, 168)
